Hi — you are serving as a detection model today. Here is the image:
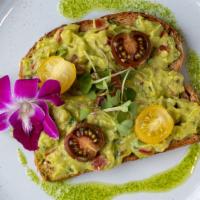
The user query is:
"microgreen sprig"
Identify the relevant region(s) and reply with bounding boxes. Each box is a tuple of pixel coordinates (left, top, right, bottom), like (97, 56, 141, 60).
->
(103, 100, 132, 112)
(84, 51, 98, 78)
(121, 68, 131, 102)
(92, 68, 131, 84)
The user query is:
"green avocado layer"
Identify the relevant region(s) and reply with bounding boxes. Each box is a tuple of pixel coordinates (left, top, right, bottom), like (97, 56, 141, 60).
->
(22, 16, 200, 180)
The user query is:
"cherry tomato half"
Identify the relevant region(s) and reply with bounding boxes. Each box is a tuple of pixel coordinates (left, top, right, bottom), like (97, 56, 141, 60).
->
(37, 56, 76, 93)
(111, 31, 151, 68)
(135, 105, 174, 144)
(64, 123, 105, 162)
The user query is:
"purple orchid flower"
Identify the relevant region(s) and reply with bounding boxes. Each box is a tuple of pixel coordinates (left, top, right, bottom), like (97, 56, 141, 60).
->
(0, 75, 63, 151)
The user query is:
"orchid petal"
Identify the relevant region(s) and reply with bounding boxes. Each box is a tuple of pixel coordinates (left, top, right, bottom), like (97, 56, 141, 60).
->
(31, 104, 45, 122)
(9, 104, 45, 129)
(0, 75, 12, 109)
(12, 119, 43, 151)
(0, 112, 9, 131)
(0, 103, 5, 109)
(37, 101, 59, 139)
(38, 80, 63, 106)
(9, 105, 45, 151)
(14, 79, 39, 99)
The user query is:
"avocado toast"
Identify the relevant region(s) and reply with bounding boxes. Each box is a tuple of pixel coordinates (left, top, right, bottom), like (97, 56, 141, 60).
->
(19, 12, 200, 181)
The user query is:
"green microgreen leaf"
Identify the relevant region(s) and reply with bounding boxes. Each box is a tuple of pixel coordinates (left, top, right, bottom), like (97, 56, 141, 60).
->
(117, 119, 133, 136)
(102, 95, 113, 109)
(111, 90, 121, 106)
(96, 80, 108, 90)
(86, 90, 97, 100)
(117, 101, 132, 112)
(102, 90, 121, 109)
(98, 68, 110, 77)
(80, 107, 90, 121)
(129, 102, 138, 118)
(103, 100, 132, 113)
(124, 88, 136, 101)
(78, 73, 92, 94)
(117, 111, 131, 123)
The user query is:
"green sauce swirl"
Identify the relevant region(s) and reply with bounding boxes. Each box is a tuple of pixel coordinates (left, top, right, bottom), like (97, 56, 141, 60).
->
(21, 144, 200, 200)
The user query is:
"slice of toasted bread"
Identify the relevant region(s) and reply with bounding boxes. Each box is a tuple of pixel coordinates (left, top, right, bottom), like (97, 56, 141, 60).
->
(19, 12, 199, 182)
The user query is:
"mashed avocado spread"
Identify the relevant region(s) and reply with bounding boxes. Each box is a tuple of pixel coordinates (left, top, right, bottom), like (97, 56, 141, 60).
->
(21, 11, 200, 181)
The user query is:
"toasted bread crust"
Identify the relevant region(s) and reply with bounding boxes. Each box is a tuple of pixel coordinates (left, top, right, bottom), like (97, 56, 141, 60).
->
(21, 12, 198, 181)
(123, 135, 200, 162)
(36, 134, 200, 182)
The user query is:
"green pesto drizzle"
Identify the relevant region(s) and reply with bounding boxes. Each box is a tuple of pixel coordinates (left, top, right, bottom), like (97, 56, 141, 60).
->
(26, 168, 41, 185)
(186, 50, 200, 93)
(18, 148, 27, 166)
(19, 144, 200, 200)
(59, 0, 177, 28)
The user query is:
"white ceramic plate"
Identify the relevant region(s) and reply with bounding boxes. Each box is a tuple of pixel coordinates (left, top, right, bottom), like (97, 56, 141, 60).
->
(0, 0, 200, 199)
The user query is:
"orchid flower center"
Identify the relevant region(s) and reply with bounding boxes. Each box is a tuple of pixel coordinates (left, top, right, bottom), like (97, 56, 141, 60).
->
(20, 101, 33, 114)
(18, 101, 34, 133)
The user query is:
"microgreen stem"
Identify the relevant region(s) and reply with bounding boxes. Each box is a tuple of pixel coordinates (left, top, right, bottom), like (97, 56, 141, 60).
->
(92, 68, 130, 84)
(121, 68, 131, 102)
(97, 91, 108, 96)
(103, 100, 131, 112)
(84, 51, 98, 78)
(103, 106, 122, 112)
(95, 40, 109, 67)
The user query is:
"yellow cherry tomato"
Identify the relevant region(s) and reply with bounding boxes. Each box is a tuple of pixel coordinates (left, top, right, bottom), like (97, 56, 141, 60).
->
(37, 56, 76, 93)
(135, 105, 174, 144)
